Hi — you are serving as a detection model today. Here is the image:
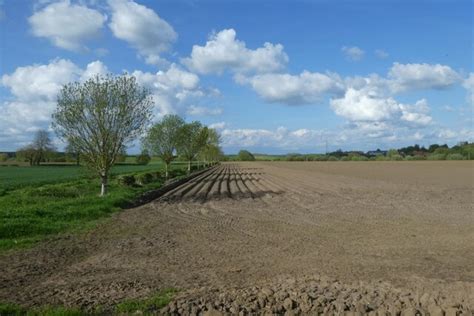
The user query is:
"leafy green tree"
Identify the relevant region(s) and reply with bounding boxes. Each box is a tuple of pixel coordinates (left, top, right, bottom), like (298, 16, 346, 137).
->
(16, 145, 36, 166)
(177, 121, 208, 173)
(52, 74, 153, 196)
(387, 149, 399, 158)
(136, 149, 151, 165)
(0, 153, 8, 162)
(199, 128, 222, 166)
(144, 114, 184, 179)
(116, 146, 127, 163)
(434, 147, 450, 155)
(237, 150, 255, 161)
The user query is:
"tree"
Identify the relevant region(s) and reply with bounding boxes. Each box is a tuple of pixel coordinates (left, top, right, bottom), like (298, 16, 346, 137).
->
(31, 130, 55, 165)
(237, 150, 255, 161)
(116, 146, 127, 163)
(177, 121, 208, 173)
(16, 145, 37, 166)
(143, 114, 184, 179)
(52, 74, 153, 196)
(199, 128, 222, 166)
(136, 149, 151, 165)
(0, 153, 8, 162)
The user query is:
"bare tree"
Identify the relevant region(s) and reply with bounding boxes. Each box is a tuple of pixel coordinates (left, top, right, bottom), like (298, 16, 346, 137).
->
(15, 130, 55, 165)
(52, 74, 153, 196)
(143, 114, 184, 179)
(32, 130, 55, 165)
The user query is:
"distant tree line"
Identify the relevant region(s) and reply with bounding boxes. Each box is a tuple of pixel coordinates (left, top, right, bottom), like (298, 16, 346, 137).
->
(224, 142, 474, 162)
(143, 114, 223, 179)
(16, 130, 56, 166)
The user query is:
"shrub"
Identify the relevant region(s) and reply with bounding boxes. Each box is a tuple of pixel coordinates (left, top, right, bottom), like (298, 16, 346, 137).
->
(446, 153, 465, 160)
(32, 185, 80, 198)
(427, 153, 446, 160)
(411, 155, 426, 160)
(351, 156, 368, 161)
(237, 150, 255, 161)
(136, 173, 154, 185)
(286, 154, 304, 161)
(390, 154, 403, 161)
(150, 171, 161, 180)
(375, 155, 388, 161)
(117, 174, 136, 186)
(327, 156, 338, 161)
(136, 151, 151, 165)
(0, 153, 8, 162)
(387, 149, 399, 158)
(340, 156, 350, 161)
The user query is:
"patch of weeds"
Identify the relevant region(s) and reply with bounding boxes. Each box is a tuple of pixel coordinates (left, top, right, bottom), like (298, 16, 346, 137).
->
(115, 289, 177, 314)
(32, 185, 81, 198)
(0, 302, 26, 315)
(0, 303, 93, 316)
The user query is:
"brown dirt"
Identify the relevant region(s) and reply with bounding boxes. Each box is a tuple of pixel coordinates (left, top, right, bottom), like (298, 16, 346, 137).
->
(0, 162, 473, 314)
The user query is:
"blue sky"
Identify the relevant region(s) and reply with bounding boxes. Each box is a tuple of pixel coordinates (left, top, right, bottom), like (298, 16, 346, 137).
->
(0, 0, 472, 154)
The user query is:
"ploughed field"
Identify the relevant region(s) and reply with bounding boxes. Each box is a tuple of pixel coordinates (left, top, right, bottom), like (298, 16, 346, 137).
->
(0, 162, 473, 314)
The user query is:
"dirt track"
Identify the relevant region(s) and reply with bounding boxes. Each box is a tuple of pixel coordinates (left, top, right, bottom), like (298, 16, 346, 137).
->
(0, 162, 473, 314)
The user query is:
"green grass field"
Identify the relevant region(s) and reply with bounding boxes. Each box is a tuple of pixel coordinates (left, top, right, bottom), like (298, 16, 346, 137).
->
(0, 161, 207, 251)
(0, 163, 168, 191)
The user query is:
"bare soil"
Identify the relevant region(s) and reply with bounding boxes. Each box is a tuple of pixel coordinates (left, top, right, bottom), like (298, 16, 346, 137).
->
(0, 162, 473, 314)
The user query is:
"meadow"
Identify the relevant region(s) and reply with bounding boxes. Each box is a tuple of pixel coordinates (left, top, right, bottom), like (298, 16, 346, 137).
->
(0, 161, 202, 251)
(0, 163, 168, 191)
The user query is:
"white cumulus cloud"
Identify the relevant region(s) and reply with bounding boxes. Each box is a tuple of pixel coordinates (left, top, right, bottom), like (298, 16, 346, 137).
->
(183, 28, 288, 75)
(186, 105, 223, 116)
(462, 73, 474, 104)
(108, 0, 177, 66)
(330, 88, 400, 122)
(80, 60, 109, 81)
(239, 71, 345, 105)
(388, 62, 461, 93)
(375, 49, 389, 59)
(341, 46, 365, 61)
(220, 126, 327, 150)
(1, 59, 82, 101)
(330, 86, 432, 127)
(131, 64, 215, 117)
(28, 1, 106, 52)
(208, 122, 226, 130)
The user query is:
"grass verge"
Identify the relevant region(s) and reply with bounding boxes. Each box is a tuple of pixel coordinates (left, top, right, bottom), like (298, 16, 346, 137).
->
(0, 289, 177, 315)
(0, 303, 89, 316)
(115, 289, 177, 314)
(0, 167, 189, 252)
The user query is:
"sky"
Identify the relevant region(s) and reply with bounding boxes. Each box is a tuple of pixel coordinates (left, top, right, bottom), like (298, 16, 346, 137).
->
(0, 0, 472, 154)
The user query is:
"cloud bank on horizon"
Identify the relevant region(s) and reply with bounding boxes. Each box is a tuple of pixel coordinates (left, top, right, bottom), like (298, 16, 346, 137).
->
(0, 0, 472, 153)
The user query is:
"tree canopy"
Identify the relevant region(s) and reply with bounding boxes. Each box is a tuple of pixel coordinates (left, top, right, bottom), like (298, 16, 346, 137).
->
(238, 150, 255, 161)
(52, 74, 153, 195)
(143, 114, 185, 178)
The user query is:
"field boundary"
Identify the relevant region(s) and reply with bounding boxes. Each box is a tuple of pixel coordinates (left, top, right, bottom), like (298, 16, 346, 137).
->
(125, 164, 219, 208)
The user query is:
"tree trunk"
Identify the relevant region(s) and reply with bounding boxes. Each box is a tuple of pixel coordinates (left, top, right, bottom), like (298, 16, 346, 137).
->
(76, 153, 80, 166)
(165, 163, 169, 180)
(188, 160, 191, 174)
(100, 173, 108, 196)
